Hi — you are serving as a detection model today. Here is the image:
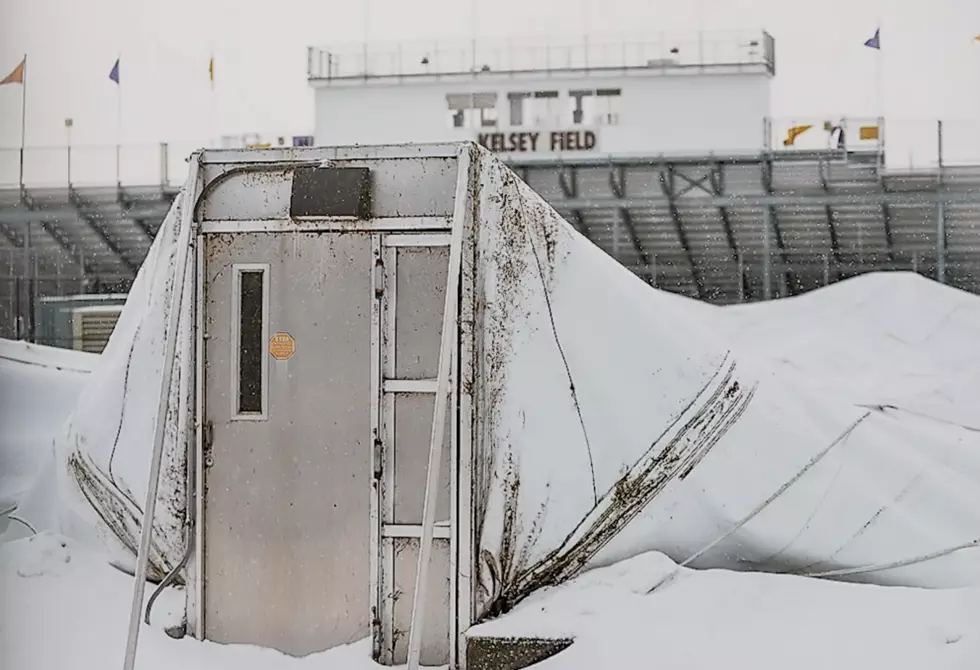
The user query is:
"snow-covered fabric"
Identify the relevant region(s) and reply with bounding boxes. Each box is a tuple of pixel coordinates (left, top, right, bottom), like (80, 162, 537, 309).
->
(56, 192, 194, 580)
(469, 151, 980, 617)
(36, 144, 980, 610)
(0, 340, 94, 506)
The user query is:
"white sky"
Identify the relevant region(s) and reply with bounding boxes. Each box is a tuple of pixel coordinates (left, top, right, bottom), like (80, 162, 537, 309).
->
(1, 0, 979, 156)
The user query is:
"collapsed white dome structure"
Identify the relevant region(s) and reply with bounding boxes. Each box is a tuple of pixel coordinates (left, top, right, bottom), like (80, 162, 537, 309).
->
(55, 143, 980, 668)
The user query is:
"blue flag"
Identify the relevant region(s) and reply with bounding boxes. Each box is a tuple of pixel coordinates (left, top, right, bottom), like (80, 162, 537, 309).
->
(109, 58, 120, 84)
(864, 28, 880, 50)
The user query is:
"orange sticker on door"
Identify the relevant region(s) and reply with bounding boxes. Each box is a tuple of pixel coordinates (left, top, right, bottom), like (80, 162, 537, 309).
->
(269, 332, 296, 360)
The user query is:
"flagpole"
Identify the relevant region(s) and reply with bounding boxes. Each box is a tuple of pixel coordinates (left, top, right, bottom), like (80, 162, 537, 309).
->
(115, 52, 121, 186)
(19, 54, 26, 189)
(209, 49, 216, 148)
(875, 15, 884, 168)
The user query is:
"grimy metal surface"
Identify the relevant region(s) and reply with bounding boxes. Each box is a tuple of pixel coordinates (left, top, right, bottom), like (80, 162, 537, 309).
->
(190, 148, 468, 667)
(198, 156, 459, 221)
(380, 243, 453, 665)
(203, 231, 373, 655)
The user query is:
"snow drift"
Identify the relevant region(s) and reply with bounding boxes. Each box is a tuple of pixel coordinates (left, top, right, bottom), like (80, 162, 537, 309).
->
(5, 534, 979, 670)
(470, 164, 980, 617)
(0, 340, 95, 508)
(47, 144, 980, 620)
(48, 191, 194, 580)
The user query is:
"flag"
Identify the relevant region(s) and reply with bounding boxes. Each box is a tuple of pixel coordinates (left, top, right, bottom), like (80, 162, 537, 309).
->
(1, 56, 25, 86)
(864, 28, 880, 50)
(783, 124, 813, 147)
(109, 58, 120, 84)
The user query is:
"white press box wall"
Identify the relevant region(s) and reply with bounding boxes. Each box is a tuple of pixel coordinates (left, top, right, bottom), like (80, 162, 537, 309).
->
(313, 73, 772, 157)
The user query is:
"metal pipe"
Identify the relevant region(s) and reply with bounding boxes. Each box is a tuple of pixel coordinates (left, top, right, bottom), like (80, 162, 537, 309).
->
(937, 198, 946, 284)
(121, 154, 201, 670)
(937, 120, 946, 285)
(144, 525, 192, 625)
(762, 206, 772, 300)
(406, 145, 471, 670)
(22, 220, 29, 340)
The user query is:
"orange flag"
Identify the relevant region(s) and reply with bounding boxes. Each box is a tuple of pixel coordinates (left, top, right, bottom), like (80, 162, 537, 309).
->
(783, 124, 813, 147)
(1, 57, 25, 85)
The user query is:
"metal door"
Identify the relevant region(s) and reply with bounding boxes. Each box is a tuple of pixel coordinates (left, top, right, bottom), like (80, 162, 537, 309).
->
(202, 231, 374, 656)
(375, 234, 453, 666)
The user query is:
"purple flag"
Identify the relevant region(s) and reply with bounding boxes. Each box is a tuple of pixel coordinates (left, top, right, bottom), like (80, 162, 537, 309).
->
(864, 28, 880, 50)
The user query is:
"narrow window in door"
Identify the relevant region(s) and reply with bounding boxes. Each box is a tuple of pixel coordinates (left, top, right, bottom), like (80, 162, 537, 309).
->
(238, 271, 263, 413)
(232, 264, 269, 419)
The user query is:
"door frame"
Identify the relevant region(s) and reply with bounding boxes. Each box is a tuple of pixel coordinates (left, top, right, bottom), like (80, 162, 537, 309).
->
(186, 146, 477, 668)
(374, 232, 454, 666)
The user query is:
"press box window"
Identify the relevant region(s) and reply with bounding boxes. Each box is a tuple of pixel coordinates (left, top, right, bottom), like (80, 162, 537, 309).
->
(446, 92, 498, 129)
(595, 89, 622, 125)
(508, 92, 531, 126)
(569, 90, 594, 125)
(232, 264, 269, 419)
(568, 89, 621, 125)
(530, 91, 560, 126)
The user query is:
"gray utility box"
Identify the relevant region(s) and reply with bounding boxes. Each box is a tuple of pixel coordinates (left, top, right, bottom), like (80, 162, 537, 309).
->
(35, 293, 127, 351)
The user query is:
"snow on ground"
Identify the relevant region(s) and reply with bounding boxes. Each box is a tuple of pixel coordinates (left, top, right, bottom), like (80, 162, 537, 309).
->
(3, 532, 979, 670)
(473, 551, 980, 669)
(0, 534, 377, 670)
(4, 272, 980, 669)
(0, 340, 95, 506)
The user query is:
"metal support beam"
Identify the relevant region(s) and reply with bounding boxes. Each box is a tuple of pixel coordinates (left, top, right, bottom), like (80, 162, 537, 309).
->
(22, 222, 34, 342)
(936, 128, 947, 285)
(510, 147, 883, 169)
(707, 164, 738, 258)
(558, 167, 585, 235)
(0, 202, 174, 226)
(762, 206, 773, 300)
(550, 189, 975, 209)
(707, 163, 748, 298)
(818, 161, 843, 266)
(660, 164, 703, 298)
(609, 165, 653, 284)
(131, 217, 157, 241)
(68, 186, 139, 275)
(937, 199, 947, 284)
(881, 202, 896, 262)
(118, 190, 156, 242)
(556, 166, 590, 241)
(672, 169, 715, 198)
(761, 159, 795, 297)
(0, 220, 22, 248)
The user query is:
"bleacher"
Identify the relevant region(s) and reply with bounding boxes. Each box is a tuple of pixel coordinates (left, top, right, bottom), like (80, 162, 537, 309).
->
(1, 145, 979, 340)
